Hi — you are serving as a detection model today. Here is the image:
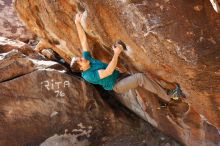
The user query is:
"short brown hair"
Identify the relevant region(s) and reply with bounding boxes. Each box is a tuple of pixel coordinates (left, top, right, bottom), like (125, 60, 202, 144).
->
(70, 57, 81, 72)
(115, 40, 127, 50)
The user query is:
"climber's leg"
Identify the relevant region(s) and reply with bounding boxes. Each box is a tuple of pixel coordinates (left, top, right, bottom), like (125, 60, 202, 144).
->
(113, 73, 171, 101)
(154, 78, 185, 100)
(154, 79, 176, 91)
(113, 73, 143, 93)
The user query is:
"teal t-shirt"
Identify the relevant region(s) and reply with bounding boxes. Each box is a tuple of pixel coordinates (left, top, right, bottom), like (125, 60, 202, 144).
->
(81, 51, 119, 90)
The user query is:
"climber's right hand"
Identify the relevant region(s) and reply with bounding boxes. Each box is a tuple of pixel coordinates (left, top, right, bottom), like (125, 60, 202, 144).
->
(113, 44, 123, 56)
(75, 13, 82, 24)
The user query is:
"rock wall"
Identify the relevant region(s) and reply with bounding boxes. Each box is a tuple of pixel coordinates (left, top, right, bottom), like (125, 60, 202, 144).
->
(0, 38, 181, 146)
(14, 0, 220, 145)
(0, 0, 34, 41)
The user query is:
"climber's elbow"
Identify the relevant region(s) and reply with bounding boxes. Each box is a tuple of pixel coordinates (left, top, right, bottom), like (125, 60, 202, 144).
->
(98, 69, 112, 79)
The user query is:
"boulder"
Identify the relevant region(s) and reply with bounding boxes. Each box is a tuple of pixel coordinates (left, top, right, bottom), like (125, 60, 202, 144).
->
(0, 38, 181, 146)
(0, 0, 34, 41)
(0, 36, 42, 59)
(0, 37, 66, 82)
(14, 0, 220, 145)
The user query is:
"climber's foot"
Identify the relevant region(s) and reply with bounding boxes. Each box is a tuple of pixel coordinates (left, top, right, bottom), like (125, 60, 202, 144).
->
(167, 84, 185, 100)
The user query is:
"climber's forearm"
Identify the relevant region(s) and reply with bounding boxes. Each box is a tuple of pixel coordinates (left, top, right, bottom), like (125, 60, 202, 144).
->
(75, 22, 89, 52)
(98, 54, 119, 79)
(106, 54, 119, 74)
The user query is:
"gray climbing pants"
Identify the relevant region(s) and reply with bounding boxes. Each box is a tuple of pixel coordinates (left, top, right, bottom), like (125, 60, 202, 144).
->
(113, 73, 170, 101)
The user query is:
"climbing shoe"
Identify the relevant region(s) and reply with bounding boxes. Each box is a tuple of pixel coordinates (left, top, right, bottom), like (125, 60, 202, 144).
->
(167, 84, 185, 100)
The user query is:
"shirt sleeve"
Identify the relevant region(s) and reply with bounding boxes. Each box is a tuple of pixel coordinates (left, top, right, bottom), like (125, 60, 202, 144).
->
(91, 70, 101, 81)
(82, 51, 92, 61)
(83, 70, 101, 83)
(94, 70, 101, 80)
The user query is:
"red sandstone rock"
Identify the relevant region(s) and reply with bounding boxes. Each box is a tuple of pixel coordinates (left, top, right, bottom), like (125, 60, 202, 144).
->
(14, 0, 220, 145)
(0, 37, 180, 146)
(0, 37, 66, 82)
(0, 69, 181, 146)
(40, 134, 89, 146)
(0, 0, 34, 41)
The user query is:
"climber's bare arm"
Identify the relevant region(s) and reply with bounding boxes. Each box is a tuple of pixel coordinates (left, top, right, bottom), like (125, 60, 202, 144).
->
(98, 54, 119, 79)
(75, 13, 89, 52)
(98, 46, 123, 79)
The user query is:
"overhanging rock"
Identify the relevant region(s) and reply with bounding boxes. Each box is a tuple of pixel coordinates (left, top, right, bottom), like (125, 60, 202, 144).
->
(15, 0, 220, 145)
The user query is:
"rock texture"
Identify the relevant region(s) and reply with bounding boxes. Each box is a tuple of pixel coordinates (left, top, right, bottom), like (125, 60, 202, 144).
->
(0, 0, 34, 41)
(14, 0, 220, 145)
(0, 38, 181, 146)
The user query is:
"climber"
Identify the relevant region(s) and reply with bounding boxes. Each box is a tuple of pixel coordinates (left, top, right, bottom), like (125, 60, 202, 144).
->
(71, 13, 184, 101)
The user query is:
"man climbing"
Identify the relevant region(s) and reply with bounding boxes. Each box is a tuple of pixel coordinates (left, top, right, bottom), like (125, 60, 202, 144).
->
(71, 13, 184, 102)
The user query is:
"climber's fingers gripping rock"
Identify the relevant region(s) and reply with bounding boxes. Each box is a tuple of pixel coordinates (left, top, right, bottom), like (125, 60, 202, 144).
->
(113, 44, 123, 56)
(75, 12, 83, 24)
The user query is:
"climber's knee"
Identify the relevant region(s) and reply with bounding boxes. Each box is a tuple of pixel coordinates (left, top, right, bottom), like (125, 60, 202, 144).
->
(134, 73, 145, 79)
(134, 73, 145, 86)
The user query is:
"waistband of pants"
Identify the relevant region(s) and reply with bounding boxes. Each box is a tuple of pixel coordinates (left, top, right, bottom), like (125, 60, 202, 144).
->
(116, 73, 130, 83)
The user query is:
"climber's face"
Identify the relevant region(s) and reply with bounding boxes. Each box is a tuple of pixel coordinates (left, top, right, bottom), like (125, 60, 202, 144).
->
(77, 57, 90, 71)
